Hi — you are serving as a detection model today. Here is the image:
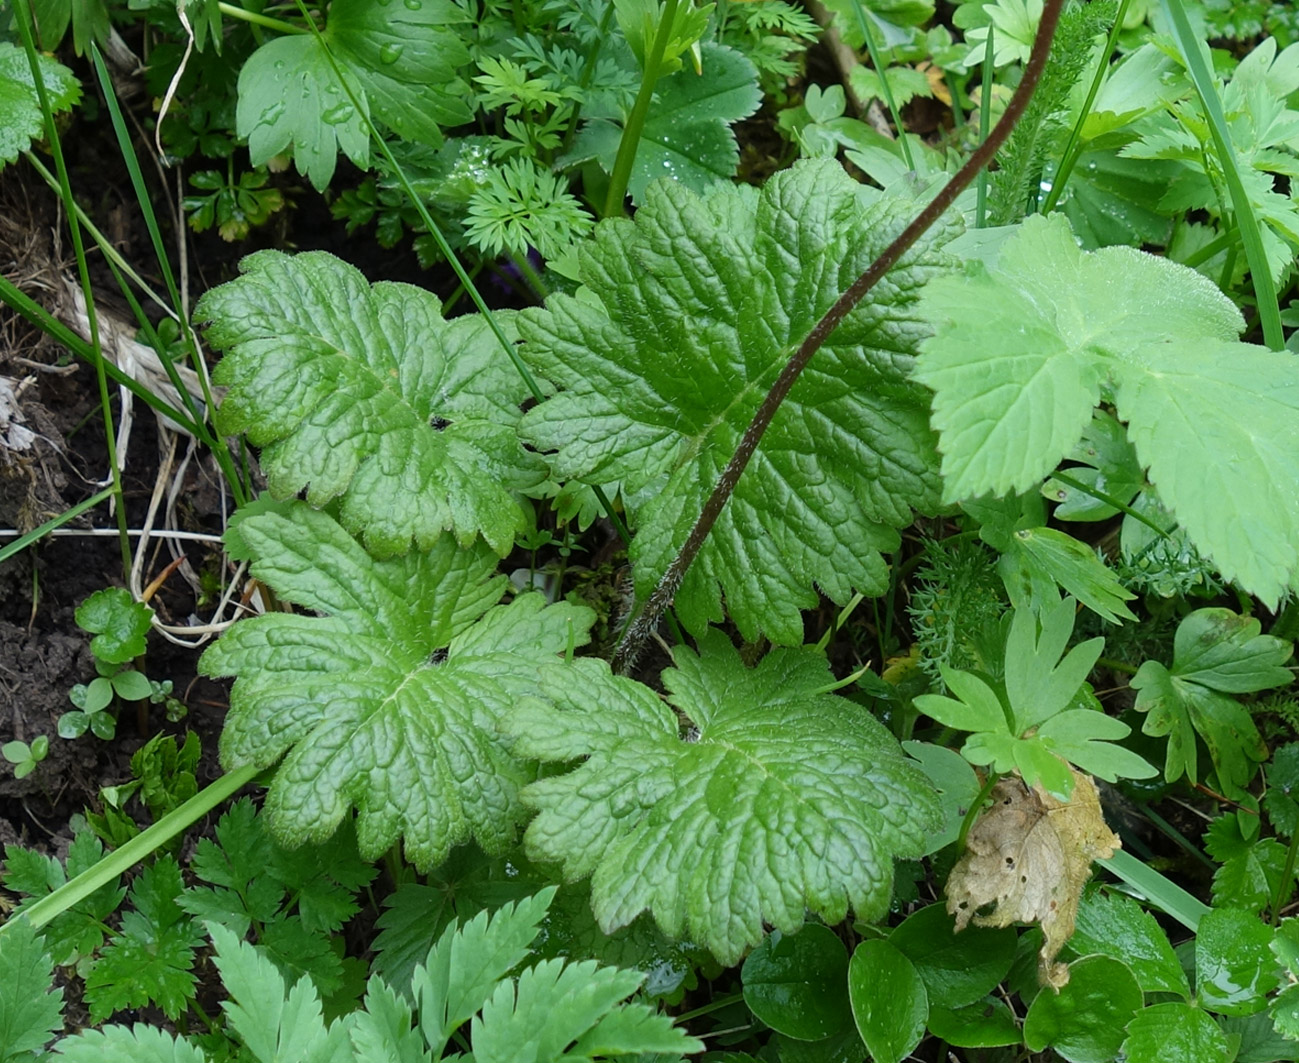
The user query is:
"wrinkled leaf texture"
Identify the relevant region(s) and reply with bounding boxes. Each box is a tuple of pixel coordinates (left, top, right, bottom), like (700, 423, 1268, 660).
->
(200, 502, 594, 870)
(197, 250, 542, 558)
(509, 629, 941, 965)
(520, 158, 957, 644)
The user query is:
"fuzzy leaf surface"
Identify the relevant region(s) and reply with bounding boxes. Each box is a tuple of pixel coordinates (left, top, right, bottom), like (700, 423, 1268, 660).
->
(520, 159, 954, 643)
(509, 629, 941, 965)
(1131, 608, 1290, 788)
(199, 502, 593, 870)
(198, 251, 541, 557)
(915, 212, 1299, 605)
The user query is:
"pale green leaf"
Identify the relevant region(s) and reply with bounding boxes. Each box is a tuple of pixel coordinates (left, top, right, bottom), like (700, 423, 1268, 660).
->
(347, 977, 429, 1063)
(1002, 527, 1137, 624)
(51, 1024, 208, 1063)
(1004, 595, 1104, 734)
(914, 666, 1007, 734)
(200, 502, 593, 870)
(1121, 1002, 1230, 1063)
(509, 629, 941, 965)
(0, 42, 80, 168)
(198, 251, 541, 557)
(915, 212, 1299, 606)
(520, 158, 955, 643)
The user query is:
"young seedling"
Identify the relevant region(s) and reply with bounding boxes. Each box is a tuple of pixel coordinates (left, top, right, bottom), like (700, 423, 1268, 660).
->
(2, 735, 48, 779)
(59, 588, 157, 742)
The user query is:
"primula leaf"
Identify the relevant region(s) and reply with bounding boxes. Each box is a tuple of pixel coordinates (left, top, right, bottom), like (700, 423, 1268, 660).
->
(236, 0, 471, 190)
(197, 251, 542, 557)
(0, 41, 80, 168)
(508, 629, 941, 965)
(915, 212, 1299, 606)
(574, 42, 761, 203)
(200, 502, 594, 870)
(1131, 608, 1289, 788)
(520, 158, 955, 643)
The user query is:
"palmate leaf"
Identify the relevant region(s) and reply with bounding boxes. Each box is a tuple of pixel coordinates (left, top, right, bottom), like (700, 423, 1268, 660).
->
(914, 212, 1299, 606)
(519, 159, 956, 644)
(508, 630, 941, 965)
(199, 502, 594, 870)
(197, 250, 543, 558)
(236, 0, 471, 190)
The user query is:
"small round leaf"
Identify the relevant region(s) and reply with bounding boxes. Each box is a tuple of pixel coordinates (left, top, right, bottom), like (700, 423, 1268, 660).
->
(1023, 955, 1142, 1062)
(58, 711, 90, 739)
(111, 668, 155, 702)
(741, 924, 852, 1040)
(848, 939, 927, 1063)
(75, 587, 152, 664)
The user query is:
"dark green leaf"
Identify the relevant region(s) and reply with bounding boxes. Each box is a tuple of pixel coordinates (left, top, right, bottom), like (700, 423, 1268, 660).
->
(888, 904, 1015, 1010)
(926, 998, 1020, 1048)
(846, 939, 927, 1063)
(1121, 1002, 1230, 1063)
(741, 925, 852, 1040)
(1022, 955, 1142, 1062)
(1196, 908, 1280, 1016)
(1071, 891, 1188, 997)
(0, 917, 63, 1061)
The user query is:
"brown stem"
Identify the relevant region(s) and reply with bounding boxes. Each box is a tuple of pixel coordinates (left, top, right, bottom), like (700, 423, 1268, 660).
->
(612, 0, 1066, 673)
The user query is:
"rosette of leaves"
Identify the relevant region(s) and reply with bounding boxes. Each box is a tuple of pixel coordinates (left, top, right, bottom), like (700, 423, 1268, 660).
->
(915, 212, 1299, 607)
(519, 158, 957, 644)
(196, 250, 544, 558)
(199, 501, 594, 870)
(915, 594, 1156, 799)
(506, 629, 942, 965)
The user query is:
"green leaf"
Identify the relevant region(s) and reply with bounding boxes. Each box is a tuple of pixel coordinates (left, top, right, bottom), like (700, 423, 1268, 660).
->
(1270, 920, 1299, 1039)
(1121, 1002, 1230, 1063)
(83, 857, 203, 1022)
(0, 41, 80, 169)
(208, 922, 351, 1063)
(324, 0, 472, 146)
(1043, 411, 1145, 522)
(200, 502, 594, 870)
(915, 212, 1299, 606)
(846, 940, 927, 1063)
(236, 33, 370, 191)
(110, 669, 154, 702)
(509, 630, 941, 965)
(519, 158, 955, 643)
(75, 588, 152, 665)
(0, 918, 62, 1062)
(926, 999, 1020, 1048)
(197, 252, 541, 557)
(887, 904, 1016, 1010)
(470, 957, 702, 1061)
(1022, 955, 1142, 1063)
(741, 925, 853, 1041)
(1196, 908, 1280, 1016)
(1132, 608, 1287, 787)
(51, 1024, 208, 1063)
(417, 889, 555, 1052)
(1205, 814, 1290, 912)
(574, 42, 761, 203)
(1070, 891, 1189, 998)
(1000, 527, 1137, 624)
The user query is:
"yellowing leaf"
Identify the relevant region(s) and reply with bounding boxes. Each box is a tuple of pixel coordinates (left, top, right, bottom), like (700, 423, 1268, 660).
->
(946, 771, 1119, 987)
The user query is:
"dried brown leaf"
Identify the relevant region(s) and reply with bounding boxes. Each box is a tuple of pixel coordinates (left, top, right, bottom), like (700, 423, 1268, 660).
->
(946, 769, 1120, 987)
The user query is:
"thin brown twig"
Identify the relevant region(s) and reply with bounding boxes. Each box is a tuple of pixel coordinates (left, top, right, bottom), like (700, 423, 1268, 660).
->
(612, 0, 1068, 673)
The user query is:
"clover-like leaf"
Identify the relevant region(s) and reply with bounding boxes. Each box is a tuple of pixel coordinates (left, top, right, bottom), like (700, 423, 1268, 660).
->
(236, 0, 471, 190)
(915, 212, 1299, 606)
(75, 588, 153, 665)
(197, 251, 543, 558)
(1131, 608, 1290, 789)
(0, 41, 80, 169)
(199, 502, 594, 870)
(507, 629, 941, 965)
(520, 158, 955, 644)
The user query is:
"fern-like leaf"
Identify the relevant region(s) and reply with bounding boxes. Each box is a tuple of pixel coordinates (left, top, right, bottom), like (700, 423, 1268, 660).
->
(508, 630, 941, 964)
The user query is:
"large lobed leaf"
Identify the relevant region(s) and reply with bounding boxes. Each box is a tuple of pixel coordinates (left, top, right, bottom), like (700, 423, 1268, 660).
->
(197, 250, 542, 558)
(915, 212, 1299, 606)
(508, 629, 941, 965)
(199, 502, 594, 870)
(519, 158, 957, 644)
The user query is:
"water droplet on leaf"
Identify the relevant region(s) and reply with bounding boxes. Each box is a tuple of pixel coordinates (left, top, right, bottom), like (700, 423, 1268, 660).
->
(379, 42, 404, 64)
(322, 103, 355, 125)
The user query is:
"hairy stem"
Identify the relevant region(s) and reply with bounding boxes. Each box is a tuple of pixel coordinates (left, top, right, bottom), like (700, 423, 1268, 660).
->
(612, 0, 1066, 673)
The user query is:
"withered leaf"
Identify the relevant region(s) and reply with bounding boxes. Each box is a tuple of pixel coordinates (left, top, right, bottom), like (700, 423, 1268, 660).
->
(946, 770, 1120, 987)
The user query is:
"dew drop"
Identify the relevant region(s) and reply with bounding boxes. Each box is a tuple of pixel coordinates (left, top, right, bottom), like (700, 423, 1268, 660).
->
(404, 0, 422, 8)
(379, 42, 404, 64)
(322, 103, 355, 125)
